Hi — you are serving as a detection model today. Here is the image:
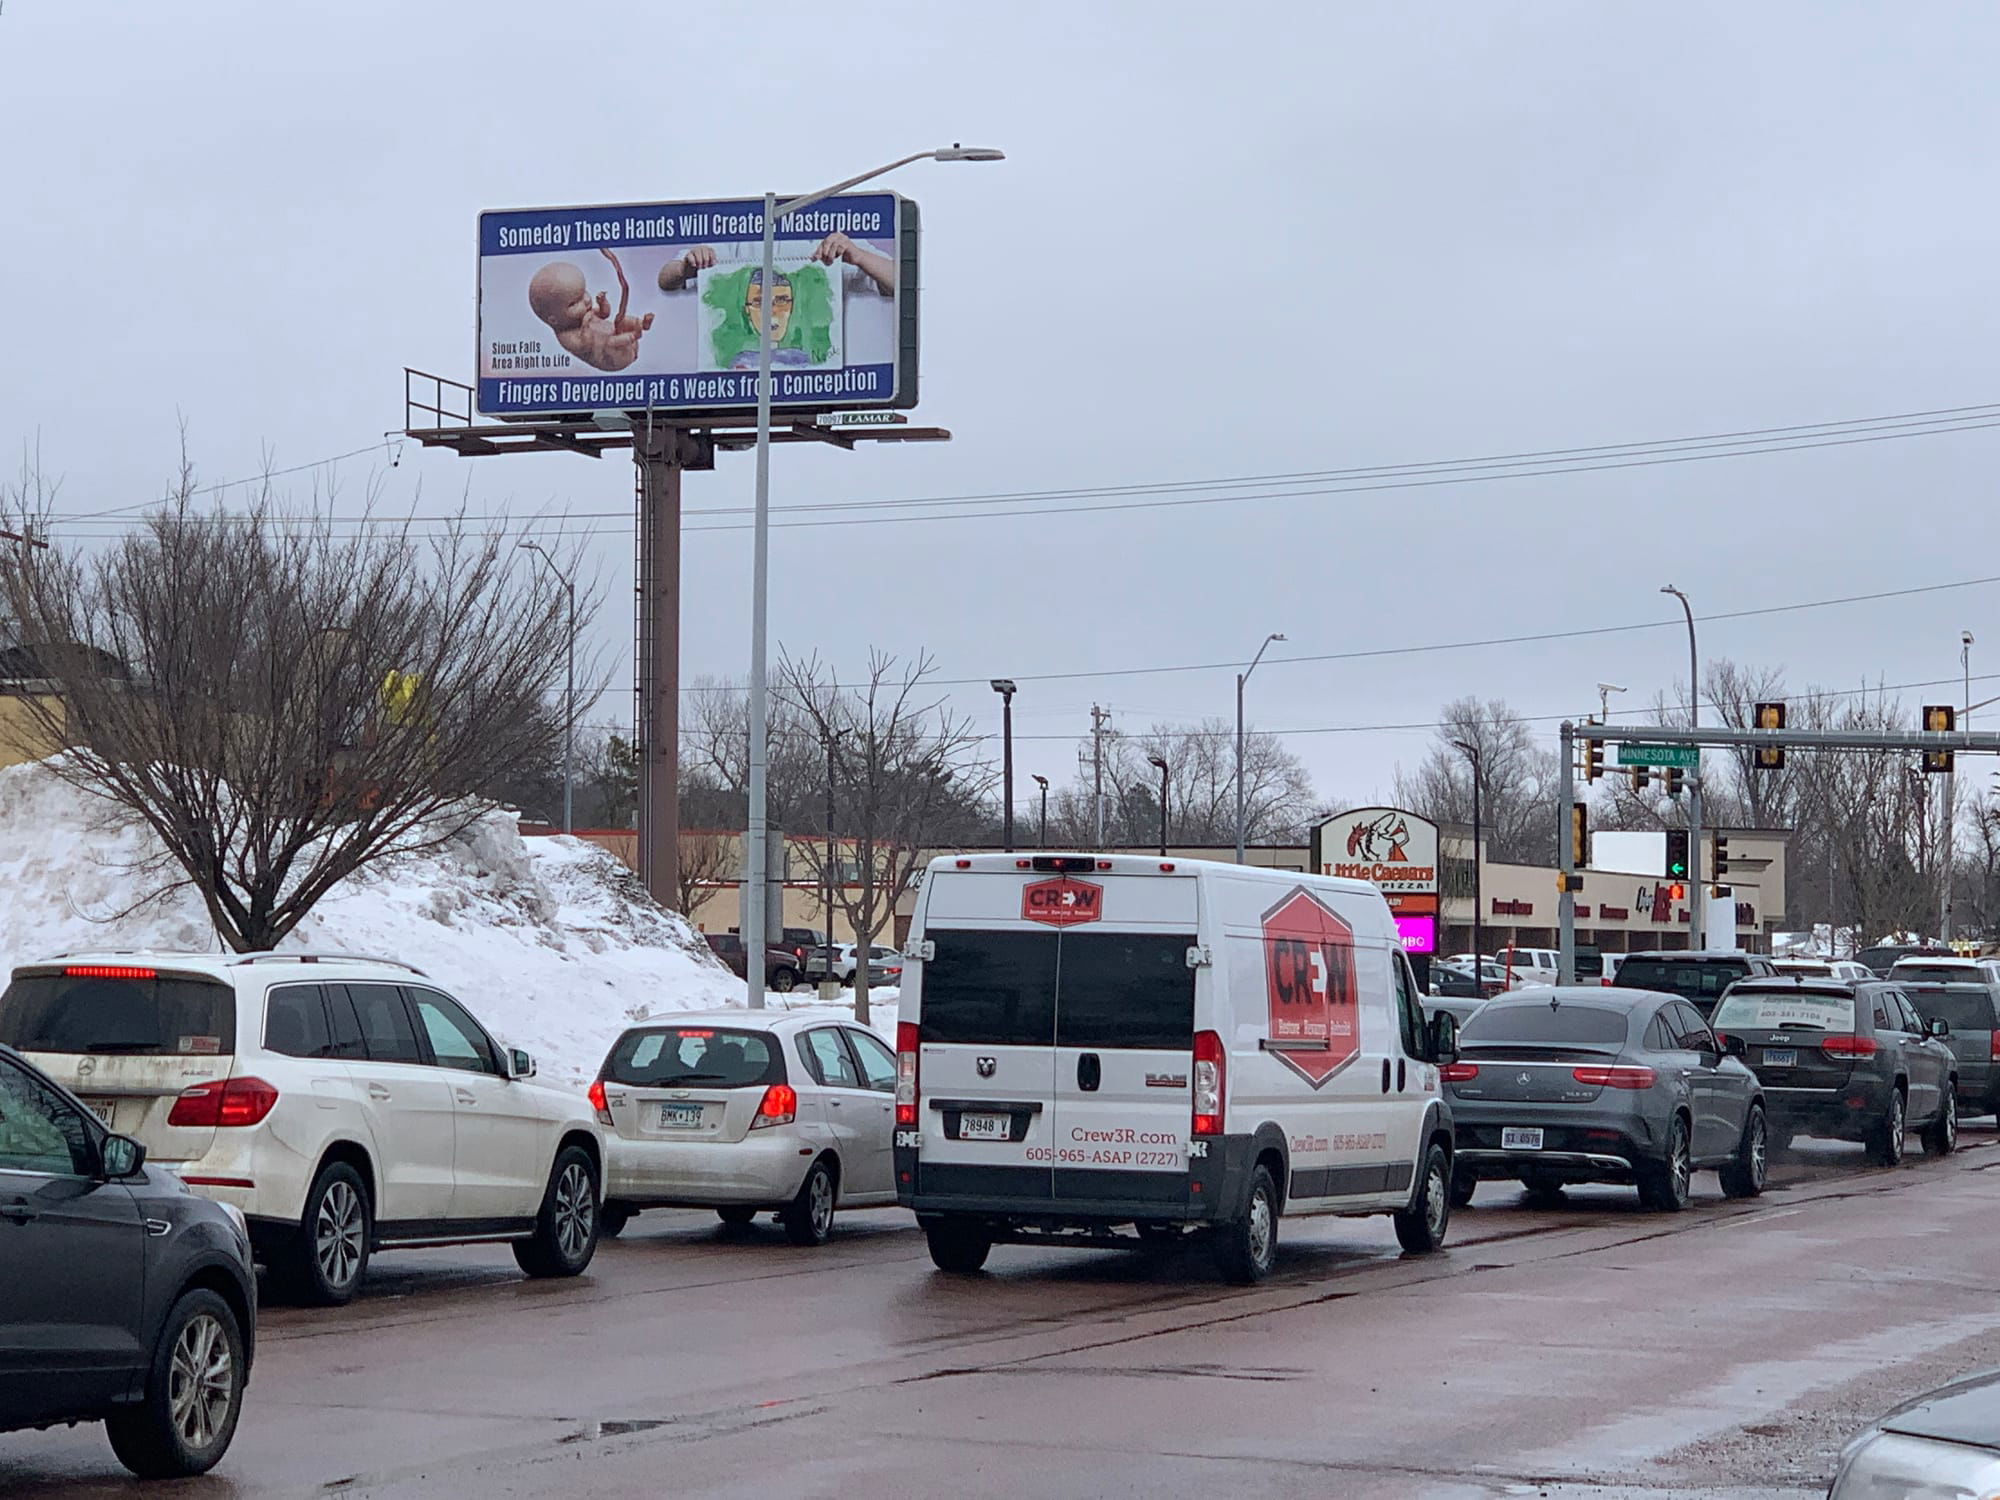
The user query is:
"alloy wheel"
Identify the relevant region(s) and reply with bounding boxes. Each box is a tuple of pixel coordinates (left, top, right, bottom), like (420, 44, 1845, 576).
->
(1748, 1112, 1767, 1188)
(554, 1163, 595, 1262)
(315, 1181, 364, 1289)
(167, 1313, 234, 1452)
(1670, 1126, 1691, 1203)
(808, 1168, 833, 1236)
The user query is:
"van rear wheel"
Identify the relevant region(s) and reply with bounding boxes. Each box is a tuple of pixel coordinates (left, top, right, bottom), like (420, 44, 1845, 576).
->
(926, 1218, 991, 1273)
(1215, 1164, 1279, 1284)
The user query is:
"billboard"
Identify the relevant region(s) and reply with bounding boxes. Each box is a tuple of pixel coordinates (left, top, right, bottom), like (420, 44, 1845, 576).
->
(1307, 806, 1442, 930)
(476, 193, 918, 418)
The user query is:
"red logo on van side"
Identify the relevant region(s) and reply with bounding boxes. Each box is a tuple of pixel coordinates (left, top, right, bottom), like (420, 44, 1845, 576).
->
(1021, 876, 1103, 927)
(1261, 888, 1358, 1088)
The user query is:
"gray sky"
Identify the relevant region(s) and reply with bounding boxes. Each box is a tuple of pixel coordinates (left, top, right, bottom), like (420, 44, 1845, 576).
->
(5, 1, 1998, 814)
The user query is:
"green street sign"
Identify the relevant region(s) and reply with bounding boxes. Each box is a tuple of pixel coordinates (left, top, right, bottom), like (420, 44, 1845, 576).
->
(1617, 743, 1701, 769)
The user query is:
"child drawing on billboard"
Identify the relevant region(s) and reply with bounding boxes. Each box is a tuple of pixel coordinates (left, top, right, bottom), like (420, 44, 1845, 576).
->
(660, 233, 892, 372)
(526, 248, 655, 373)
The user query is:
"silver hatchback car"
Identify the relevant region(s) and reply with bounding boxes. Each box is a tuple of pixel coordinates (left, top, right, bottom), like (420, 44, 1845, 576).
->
(591, 1010, 900, 1245)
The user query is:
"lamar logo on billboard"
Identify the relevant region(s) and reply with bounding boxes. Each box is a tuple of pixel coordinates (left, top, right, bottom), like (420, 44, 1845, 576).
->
(1021, 876, 1103, 927)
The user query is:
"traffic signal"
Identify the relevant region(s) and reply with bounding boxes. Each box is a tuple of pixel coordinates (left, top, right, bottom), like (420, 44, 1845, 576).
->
(1665, 827, 1690, 881)
(1713, 834, 1730, 877)
(1664, 765, 1685, 798)
(1753, 701, 1786, 769)
(1570, 801, 1589, 867)
(1629, 765, 1652, 792)
(1584, 736, 1604, 781)
(1923, 704, 1956, 773)
(1666, 882, 1686, 902)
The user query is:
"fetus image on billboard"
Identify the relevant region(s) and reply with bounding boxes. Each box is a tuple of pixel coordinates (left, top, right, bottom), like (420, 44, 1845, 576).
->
(525, 250, 655, 373)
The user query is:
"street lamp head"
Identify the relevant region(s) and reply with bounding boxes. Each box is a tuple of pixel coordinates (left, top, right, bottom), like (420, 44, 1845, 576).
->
(1270, 632, 1288, 644)
(517, 540, 544, 553)
(1031, 774, 1048, 790)
(1148, 755, 1169, 772)
(989, 678, 1016, 697)
(934, 144, 1006, 162)
(1966, 630, 1976, 647)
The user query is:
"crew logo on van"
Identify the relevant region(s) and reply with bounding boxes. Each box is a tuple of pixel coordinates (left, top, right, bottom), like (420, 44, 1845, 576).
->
(1021, 875, 1103, 927)
(1260, 887, 1360, 1088)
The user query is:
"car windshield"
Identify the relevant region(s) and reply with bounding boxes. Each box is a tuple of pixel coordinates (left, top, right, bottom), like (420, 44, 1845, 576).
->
(1616, 960, 1748, 1000)
(602, 1027, 783, 1089)
(1712, 990, 1857, 1031)
(1459, 1003, 1629, 1046)
(1904, 987, 1999, 1031)
(0, 970, 237, 1056)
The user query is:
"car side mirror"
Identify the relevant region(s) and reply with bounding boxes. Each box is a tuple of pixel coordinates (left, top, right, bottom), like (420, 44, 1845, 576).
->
(1429, 1012, 1459, 1066)
(1926, 1017, 1951, 1039)
(1722, 1034, 1748, 1059)
(99, 1133, 146, 1179)
(506, 1048, 536, 1079)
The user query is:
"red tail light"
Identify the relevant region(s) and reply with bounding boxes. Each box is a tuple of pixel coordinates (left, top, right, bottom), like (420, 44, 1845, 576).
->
(587, 1078, 613, 1125)
(1439, 1062, 1479, 1083)
(895, 1021, 919, 1127)
(168, 1076, 279, 1128)
(1821, 1034, 1880, 1058)
(64, 964, 159, 980)
(751, 1083, 797, 1129)
(1990, 1030, 2000, 1062)
(1571, 1065, 1657, 1090)
(1192, 1030, 1225, 1136)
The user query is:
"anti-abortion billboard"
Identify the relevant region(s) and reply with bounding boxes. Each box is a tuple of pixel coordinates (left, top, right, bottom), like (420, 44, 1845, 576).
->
(476, 193, 919, 418)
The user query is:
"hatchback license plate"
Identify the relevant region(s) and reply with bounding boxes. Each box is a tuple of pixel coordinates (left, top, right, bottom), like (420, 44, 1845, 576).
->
(657, 1104, 703, 1129)
(1763, 1048, 1797, 1067)
(959, 1112, 1009, 1141)
(1502, 1127, 1544, 1150)
(83, 1098, 115, 1126)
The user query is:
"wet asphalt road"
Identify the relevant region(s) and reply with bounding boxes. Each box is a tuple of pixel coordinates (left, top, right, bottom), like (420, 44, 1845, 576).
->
(6, 1130, 2000, 1498)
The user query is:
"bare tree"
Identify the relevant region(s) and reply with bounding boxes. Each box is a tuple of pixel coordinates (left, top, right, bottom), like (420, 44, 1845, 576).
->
(1040, 720, 1318, 848)
(779, 649, 986, 1025)
(675, 830, 733, 919)
(1396, 698, 1560, 865)
(0, 469, 597, 952)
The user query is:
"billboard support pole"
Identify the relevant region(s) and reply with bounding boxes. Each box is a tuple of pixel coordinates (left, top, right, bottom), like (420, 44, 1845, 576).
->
(635, 418, 702, 911)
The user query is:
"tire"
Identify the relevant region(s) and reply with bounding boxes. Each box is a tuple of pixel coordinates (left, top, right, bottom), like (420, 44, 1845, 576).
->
(1866, 1087, 1907, 1168)
(1448, 1167, 1477, 1209)
(513, 1145, 599, 1278)
(716, 1206, 757, 1227)
(1638, 1115, 1693, 1212)
(1719, 1104, 1769, 1199)
(782, 1158, 837, 1247)
(599, 1202, 634, 1239)
(926, 1217, 992, 1273)
(104, 1289, 246, 1479)
(1214, 1163, 1280, 1284)
(1923, 1085, 1958, 1158)
(1394, 1144, 1452, 1254)
(839, 970, 857, 988)
(770, 967, 800, 994)
(275, 1161, 371, 1307)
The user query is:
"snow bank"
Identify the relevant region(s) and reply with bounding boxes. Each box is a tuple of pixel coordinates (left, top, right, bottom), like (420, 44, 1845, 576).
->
(0, 761, 749, 1088)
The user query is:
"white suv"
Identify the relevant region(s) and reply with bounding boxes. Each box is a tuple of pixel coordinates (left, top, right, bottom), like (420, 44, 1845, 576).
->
(0, 951, 604, 1305)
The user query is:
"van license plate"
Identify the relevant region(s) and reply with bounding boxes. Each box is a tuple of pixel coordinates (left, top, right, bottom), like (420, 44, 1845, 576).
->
(1501, 1127, 1543, 1150)
(1763, 1049, 1797, 1067)
(959, 1113, 1009, 1141)
(83, 1098, 115, 1126)
(657, 1104, 703, 1129)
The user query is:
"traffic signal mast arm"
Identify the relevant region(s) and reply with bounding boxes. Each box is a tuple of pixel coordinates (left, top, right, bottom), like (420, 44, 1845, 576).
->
(1594, 725, 2000, 754)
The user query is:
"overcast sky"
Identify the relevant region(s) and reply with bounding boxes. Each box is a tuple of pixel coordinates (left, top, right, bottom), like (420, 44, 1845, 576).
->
(5, 1, 1998, 817)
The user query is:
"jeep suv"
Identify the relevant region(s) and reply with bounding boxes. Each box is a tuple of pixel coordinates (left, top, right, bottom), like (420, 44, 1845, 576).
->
(1614, 951, 1781, 1019)
(0, 952, 604, 1306)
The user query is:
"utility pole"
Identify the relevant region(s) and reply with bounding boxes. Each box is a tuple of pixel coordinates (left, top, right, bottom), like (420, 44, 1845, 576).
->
(1091, 704, 1109, 846)
(1663, 586, 1703, 949)
(1558, 721, 1576, 982)
(992, 679, 1017, 852)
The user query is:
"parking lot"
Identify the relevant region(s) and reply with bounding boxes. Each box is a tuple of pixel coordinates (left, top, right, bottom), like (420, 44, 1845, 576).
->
(5, 1130, 1996, 1498)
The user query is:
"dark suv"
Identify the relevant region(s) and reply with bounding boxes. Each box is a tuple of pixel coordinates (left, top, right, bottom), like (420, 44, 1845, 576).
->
(1902, 982, 2000, 1118)
(1710, 980, 1958, 1164)
(704, 933, 803, 993)
(0, 1044, 256, 1477)
(1615, 951, 1780, 1019)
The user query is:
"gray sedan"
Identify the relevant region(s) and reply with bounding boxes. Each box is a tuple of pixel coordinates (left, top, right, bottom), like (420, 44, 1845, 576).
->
(1445, 986, 1767, 1212)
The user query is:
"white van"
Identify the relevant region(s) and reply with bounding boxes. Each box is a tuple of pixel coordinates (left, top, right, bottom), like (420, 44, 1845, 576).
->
(892, 854, 1460, 1282)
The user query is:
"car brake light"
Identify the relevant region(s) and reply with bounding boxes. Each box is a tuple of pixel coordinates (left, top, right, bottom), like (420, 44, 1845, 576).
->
(896, 1021, 919, 1127)
(64, 964, 157, 980)
(1991, 1029, 2000, 1062)
(1571, 1065, 1657, 1090)
(1822, 1034, 1880, 1058)
(1192, 1030, 1225, 1136)
(587, 1078, 613, 1125)
(168, 1076, 279, 1128)
(1439, 1062, 1479, 1083)
(751, 1083, 797, 1130)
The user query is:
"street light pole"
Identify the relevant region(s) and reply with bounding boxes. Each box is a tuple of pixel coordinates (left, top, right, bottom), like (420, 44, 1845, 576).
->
(1234, 631, 1286, 864)
(1946, 631, 1973, 942)
(1452, 739, 1483, 963)
(742, 145, 1003, 1009)
(992, 679, 1017, 851)
(1032, 773, 1048, 847)
(1148, 754, 1170, 857)
(1662, 585, 1703, 949)
(517, 541, 575, 835)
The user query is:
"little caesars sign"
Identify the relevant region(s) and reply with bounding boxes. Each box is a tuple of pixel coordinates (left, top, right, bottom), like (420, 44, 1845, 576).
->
(1307, 807, 1441, 954)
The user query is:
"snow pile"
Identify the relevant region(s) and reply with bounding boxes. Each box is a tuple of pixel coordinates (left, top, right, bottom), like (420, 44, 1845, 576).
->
(0, 761, 745, 1087)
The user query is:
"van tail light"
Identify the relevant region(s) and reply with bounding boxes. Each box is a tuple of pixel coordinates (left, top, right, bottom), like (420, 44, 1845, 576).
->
(1990, 1030, 2000, 1062)
(1571, 1065, 1657, 1090)
(1192, 1030, 1225, 1136)
(751, 1084, 797, 1130)
(1821, 1034, 1880, 1059)
(168, 1076, 279, 1128)
(587, 1078, 614, 1126)
(895, 1021, 919, 1127)
(1439, 1062, 1479, 1083)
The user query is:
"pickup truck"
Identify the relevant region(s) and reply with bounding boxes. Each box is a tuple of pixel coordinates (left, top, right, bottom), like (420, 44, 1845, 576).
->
(704, 933, 804, 993)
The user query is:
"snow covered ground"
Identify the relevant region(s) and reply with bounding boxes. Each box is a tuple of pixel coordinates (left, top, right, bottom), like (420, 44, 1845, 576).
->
(0, 760, 845, 1089)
